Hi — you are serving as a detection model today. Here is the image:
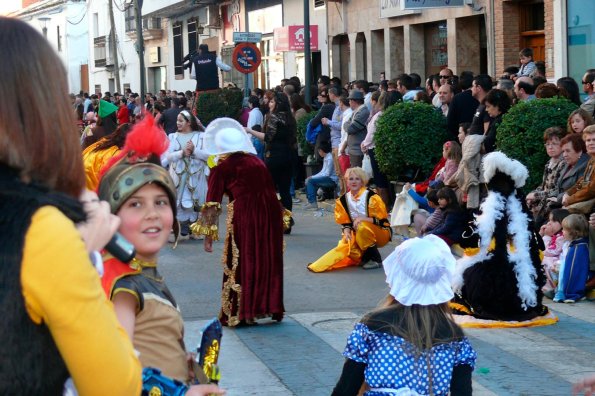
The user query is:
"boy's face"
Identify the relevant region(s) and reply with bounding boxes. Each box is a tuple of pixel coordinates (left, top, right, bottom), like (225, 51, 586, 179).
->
(520, 55, 532, 65)
(318, 149, 326, 158)
(117, 183, 174, 262)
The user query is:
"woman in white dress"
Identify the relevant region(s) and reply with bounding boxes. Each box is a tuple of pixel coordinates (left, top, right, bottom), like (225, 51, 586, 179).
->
(161, 109, 208, 239)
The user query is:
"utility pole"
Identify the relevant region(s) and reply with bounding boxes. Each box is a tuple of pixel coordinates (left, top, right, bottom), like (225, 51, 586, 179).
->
(108, 0, 121, 94)
(134, 0, 146, 97)
(303, 0, 311, 105)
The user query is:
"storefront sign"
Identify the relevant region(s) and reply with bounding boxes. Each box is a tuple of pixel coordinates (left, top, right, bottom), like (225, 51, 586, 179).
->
(402, 0, 465, 9)
(232, 43, 262, 74)
(273, 25, 319, 52)
(233, 32, 262, 43)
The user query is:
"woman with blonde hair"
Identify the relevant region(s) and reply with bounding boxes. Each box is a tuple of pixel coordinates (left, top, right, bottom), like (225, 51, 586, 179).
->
(308, 167, 391, 272)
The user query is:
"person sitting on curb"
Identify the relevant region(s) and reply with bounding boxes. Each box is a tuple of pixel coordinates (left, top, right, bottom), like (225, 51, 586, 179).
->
(304, 142, 338, 210)
(307, 167, 391, 272)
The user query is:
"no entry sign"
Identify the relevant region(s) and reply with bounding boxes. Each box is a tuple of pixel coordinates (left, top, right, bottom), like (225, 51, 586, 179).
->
(232, 43, 261, 74)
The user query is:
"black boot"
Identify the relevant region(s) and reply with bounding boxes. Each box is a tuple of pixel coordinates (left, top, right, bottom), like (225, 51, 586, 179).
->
(362, 245, 382, 270)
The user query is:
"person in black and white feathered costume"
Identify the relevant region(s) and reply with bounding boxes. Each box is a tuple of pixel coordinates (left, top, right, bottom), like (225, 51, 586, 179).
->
(452, 152, 548, 321)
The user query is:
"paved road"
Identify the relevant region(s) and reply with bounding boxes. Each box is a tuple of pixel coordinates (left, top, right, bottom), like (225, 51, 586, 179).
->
(159, 196, 595, 395)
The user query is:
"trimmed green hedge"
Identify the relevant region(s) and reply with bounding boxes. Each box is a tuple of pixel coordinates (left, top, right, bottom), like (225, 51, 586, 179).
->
(296, 111, 316, 158)
(496, 97, 578, 191)
(375, 102, 448, 181)
(195, 88, 243, 126)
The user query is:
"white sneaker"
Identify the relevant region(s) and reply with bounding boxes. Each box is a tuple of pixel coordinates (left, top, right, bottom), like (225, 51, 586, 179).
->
(303, 202, 319, 210)
(292, 197, 301, 204)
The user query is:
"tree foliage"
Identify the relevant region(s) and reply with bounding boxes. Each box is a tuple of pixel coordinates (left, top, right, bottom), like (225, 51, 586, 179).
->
(195, 88, 243, 126)
(496, 97, 578, 191)
(375, 102, 448, 181)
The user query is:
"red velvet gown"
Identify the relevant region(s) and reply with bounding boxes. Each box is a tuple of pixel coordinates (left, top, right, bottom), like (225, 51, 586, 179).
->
(202, 153, 284, 326)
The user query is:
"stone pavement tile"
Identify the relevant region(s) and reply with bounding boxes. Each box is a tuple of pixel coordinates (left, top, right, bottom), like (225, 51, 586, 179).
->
(290, 311, 361, 353)
(547, 301, 595, 324)
(232, 317, 344, 395)
(531, 311, 595, 355)
(467, 326, 587, 395)
(184, 320, 291, 395)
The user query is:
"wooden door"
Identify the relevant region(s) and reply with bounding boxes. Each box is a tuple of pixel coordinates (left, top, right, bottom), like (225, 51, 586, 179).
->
(520, 1, 545, 62)
(80, 64, 89, 93)
(521, 33, 545, 62)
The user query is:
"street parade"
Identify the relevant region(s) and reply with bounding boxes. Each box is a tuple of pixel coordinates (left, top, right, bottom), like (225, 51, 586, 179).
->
(1, 0, 595, 395)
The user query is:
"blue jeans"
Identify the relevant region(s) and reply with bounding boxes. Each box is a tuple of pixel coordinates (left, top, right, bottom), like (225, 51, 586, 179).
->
(306, 176, 337, 203)
(252, 136, 264, 160)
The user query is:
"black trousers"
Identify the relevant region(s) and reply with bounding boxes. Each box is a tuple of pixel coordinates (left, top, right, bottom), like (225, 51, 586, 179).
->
(266, 155, 293, 211)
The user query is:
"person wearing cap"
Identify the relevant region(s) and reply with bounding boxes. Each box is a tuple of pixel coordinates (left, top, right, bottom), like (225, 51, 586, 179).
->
(342, 89, 370, 168)
(161, 109, 208, 240)
(308, 167, 391, 272)
(189, 43, 232, 117)
(97, 116, 225, 395)
(189, 44, 231, 93)
(82, 99, 119, 149)
(332, 235, 477, 395)
(192, 118, 285, 327)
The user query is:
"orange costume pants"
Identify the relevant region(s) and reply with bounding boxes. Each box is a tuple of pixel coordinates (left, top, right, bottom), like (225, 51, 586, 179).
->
(307, 222, 391, 272)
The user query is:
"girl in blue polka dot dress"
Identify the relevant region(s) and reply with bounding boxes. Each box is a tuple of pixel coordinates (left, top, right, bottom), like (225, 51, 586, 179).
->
(332, 235, 477, 396)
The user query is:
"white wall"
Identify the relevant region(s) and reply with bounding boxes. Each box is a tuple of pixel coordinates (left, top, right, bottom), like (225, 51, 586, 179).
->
(88, 0, 140, 95)
(65, 2, 89, 93)
(282, 0, 329, 81)
(21, 2, 88, 93)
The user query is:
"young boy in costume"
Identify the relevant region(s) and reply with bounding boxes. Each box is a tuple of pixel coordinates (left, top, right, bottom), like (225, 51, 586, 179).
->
(97, 115, 224, 396)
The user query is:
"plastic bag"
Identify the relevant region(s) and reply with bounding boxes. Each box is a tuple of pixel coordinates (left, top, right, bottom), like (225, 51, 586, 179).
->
(362, 154, 373, 179)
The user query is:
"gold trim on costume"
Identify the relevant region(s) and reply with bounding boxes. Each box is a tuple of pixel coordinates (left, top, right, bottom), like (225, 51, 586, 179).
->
(112, 288, 141, 311)
(220, 201, 241, 327)
(190, 201, 222, 240)
(282, 208, 292, 232)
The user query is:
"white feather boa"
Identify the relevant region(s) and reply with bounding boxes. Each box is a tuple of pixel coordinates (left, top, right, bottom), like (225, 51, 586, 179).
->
(452, 191, 538, 309)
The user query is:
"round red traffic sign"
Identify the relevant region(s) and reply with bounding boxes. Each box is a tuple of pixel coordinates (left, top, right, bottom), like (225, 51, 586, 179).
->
(232, 43, 261, 74)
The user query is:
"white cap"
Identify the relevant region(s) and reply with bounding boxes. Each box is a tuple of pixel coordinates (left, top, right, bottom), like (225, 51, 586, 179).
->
(383, 235, 455, 306)
(203, 117, 256, 156)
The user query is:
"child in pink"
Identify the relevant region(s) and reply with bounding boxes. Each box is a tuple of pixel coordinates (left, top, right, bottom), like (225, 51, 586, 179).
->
(539, 208, 570, 298)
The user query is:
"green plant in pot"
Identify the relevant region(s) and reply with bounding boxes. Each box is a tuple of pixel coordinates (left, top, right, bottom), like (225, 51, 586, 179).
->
(374, 102, 448, 182)
(496, 97, 577, 192)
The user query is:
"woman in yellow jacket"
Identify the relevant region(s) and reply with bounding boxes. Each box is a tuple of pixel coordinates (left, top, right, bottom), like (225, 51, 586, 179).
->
(0, 18, 141, 395)
(308, 167, 392, 272)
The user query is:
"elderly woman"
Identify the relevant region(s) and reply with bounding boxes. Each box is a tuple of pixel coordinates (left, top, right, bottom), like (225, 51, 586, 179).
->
(562, 125, 595, 213)
(526, 127, 567, 226)
(307, 167, 391, 272)
(549, 133, 589, 205)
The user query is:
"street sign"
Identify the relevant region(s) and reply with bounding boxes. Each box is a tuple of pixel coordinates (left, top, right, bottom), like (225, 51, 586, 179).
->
(233, 32, 262, 43)
(232, 43, 261, 74)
